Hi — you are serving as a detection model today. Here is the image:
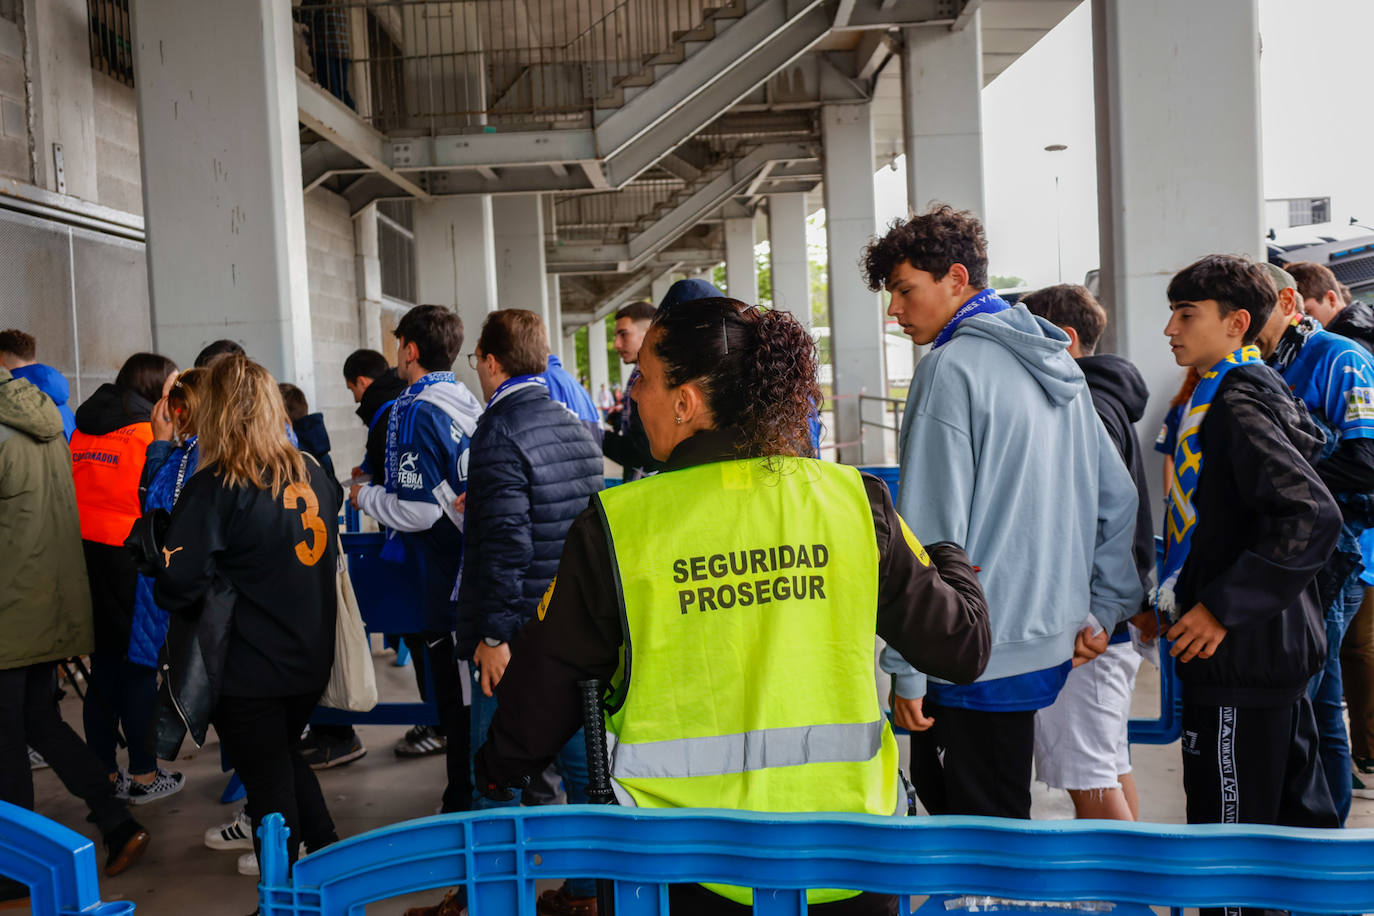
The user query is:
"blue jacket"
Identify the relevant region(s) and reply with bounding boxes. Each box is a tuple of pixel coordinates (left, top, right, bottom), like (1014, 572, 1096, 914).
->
(12, 363, 75, 441)
(130, 438, 198, 668)
(545, 354, 602, 443)
(879, 305, 1142, 699)
(455, 383, 604, 656)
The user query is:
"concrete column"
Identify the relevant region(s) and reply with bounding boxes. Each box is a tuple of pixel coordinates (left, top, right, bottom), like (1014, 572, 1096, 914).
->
(353, 203, 384, 353)
(563, 326, 580, 379)
(900, 13, 986, 218)
(724, 216, 758, 305)
(822, 104, 887, 466)
(413, 196, 498, 395)
(1093, 0, 1263, 518)
(768, 192, 811, 328)
(26, 0, 97, 198)
(587, 317, 610, 403)
(132, 0, 315, 400)
(493, 194, 549, 319)
(651, 272, 675, 309)
(547, 275, 563, 360)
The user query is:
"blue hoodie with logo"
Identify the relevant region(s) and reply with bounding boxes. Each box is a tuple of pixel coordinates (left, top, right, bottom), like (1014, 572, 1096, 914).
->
(879, 304, 1142, 704)
(12, 363, 75, 441)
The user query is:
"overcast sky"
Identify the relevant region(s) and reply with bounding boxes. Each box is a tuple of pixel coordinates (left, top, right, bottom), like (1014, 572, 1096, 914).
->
(866, 0, 1374, 290)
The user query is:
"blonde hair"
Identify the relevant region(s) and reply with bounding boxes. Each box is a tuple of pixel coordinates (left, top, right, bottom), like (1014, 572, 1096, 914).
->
(167, 367, 208, 438)
(197, 355, 307, 496)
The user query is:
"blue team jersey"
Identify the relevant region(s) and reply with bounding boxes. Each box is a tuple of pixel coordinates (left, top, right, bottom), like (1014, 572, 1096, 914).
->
(1279, 328, 1374, 443)
(390, 397, 473, 631)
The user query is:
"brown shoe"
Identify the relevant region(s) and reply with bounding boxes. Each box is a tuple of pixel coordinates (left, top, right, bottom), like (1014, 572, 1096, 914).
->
(536, 887, 598, 916)
(103, 820, 150, 877)
(403, 889, 467, 916)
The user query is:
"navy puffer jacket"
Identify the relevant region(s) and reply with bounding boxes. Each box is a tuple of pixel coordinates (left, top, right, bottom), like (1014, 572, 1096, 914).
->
(456, 383, 604, 656)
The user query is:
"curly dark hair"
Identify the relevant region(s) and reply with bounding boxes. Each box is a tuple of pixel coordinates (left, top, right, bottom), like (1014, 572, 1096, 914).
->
(1166, 255, 1275, 345)
(649, 297, 820, 459)
(861, 203, 988, 292)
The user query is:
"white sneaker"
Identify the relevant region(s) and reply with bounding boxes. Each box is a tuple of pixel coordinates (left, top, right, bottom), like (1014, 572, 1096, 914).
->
(205, 808, 254, 850)
(112, 768, 130, 800)
(127, 767, 185, 805)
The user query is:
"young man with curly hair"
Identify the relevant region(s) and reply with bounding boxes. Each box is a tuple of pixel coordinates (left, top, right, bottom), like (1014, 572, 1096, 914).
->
(862, 205, 1143, 818)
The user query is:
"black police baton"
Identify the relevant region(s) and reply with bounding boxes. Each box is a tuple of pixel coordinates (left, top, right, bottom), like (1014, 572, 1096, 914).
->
(578, 679, 616, 915)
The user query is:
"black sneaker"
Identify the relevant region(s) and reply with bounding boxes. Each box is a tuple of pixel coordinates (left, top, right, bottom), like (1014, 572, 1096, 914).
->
(394, 725, 446, 758)
(103, 818, 150, 876)
(1354, 756, 1374, 775)
(127, 767, 185, 805)
(303, 731, 367, 770)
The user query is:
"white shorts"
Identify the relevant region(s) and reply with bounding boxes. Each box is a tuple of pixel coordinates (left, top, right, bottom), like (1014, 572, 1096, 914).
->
(1033, 641, 1142, 791)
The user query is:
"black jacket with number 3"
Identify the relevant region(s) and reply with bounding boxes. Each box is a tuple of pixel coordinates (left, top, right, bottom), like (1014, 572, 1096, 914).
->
(153, 459, 340, 699)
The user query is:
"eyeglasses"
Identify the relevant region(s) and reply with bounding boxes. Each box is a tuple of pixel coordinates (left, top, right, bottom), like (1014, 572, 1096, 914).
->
(467, 352, 480, 369)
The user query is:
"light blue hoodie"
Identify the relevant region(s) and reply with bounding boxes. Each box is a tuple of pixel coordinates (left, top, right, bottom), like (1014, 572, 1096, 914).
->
(880, 304, 1143, 699)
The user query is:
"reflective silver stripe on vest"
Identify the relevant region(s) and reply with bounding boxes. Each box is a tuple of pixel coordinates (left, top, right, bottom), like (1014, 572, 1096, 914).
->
(607, 719, 885, 781)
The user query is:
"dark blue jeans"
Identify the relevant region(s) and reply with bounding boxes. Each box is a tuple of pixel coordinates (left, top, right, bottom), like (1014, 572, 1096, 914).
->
(81, 653, 158, 777)
(1308, 578, 1364, 824)
(469, 666, 595, 898)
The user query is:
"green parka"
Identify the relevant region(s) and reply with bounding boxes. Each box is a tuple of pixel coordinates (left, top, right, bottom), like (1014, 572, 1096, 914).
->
(0, 367, 93, 669)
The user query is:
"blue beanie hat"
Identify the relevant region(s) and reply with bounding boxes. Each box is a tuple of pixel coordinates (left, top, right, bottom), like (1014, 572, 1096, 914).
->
(656, 278, 724, 312)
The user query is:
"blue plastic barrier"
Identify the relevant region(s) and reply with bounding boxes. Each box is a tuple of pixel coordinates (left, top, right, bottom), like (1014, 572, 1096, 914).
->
(0, 801, 134, 915)
(257, 806, 1374, 915)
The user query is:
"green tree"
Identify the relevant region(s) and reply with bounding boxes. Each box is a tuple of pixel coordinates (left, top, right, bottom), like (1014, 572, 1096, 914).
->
(989, 274, 1026, 289)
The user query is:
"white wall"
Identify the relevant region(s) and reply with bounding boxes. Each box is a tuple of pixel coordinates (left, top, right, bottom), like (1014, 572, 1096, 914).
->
(93, 74, 142, 215)
(304, 188, 364, 477)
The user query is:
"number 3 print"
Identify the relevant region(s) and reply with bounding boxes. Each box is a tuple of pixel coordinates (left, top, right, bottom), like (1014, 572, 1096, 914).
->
(284, 482, 326, 566)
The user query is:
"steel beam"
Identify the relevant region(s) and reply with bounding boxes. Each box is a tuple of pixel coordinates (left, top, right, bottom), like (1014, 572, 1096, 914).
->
(831, 0, 955, 31)
(295, 73, 430, 200)
(602, 1, 832, 186)
(952, 0, 983, 31)
(392, 130, 599, 170)
(625, 142, 812, 270)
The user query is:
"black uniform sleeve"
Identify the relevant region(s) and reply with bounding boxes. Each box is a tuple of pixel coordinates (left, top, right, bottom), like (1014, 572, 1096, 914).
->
(152, 472, 230, 617)
(1197, 387, 1342, 630)
(478, 508, 621, 783)
(866, 475, 991, 685)
(1316, 438, 1374, 495)
(364, 406, 391, 480)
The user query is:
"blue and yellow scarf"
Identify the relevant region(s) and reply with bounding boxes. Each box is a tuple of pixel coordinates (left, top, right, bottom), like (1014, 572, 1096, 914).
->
(1156, 345, 1263, 617)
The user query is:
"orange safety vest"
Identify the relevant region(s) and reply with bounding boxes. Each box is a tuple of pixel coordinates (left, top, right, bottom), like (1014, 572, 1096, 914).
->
(71, 422, 154, 545)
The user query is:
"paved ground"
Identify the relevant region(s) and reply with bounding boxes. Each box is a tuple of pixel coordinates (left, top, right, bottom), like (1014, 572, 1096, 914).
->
(19, 650, 1374, 915)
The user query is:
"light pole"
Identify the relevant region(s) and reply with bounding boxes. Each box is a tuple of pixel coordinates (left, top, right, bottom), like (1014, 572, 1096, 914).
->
(1044, 144, 1067, 283)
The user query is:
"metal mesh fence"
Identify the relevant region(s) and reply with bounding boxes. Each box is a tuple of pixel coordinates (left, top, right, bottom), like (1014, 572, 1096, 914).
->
(0, 206, 150, 404)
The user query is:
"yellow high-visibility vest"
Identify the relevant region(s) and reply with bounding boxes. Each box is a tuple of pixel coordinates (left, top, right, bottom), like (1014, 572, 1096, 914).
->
(593, 456, 902, 905)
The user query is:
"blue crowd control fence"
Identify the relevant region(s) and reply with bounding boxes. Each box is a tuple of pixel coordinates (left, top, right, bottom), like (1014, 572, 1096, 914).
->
(256, 806, 1374, 916)
(0, 801, 134, 915)
(856, 466, 1182, 746)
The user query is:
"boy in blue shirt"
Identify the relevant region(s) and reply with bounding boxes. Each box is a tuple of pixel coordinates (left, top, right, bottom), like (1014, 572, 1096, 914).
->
(1254, 264, 1374, 823)
(352, 304, 483, 813)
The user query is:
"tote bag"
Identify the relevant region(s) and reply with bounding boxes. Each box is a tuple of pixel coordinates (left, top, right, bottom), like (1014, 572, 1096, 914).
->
(320, 547, 378, 711)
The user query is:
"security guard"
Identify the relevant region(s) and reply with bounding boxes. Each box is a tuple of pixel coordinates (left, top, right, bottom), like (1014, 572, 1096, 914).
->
(476, 298, 990, 916)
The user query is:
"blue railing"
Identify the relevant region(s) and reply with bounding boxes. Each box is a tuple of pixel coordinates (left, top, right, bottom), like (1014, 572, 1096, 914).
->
(254, 806, 1374, 915)
(0, 801, 133, 915)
